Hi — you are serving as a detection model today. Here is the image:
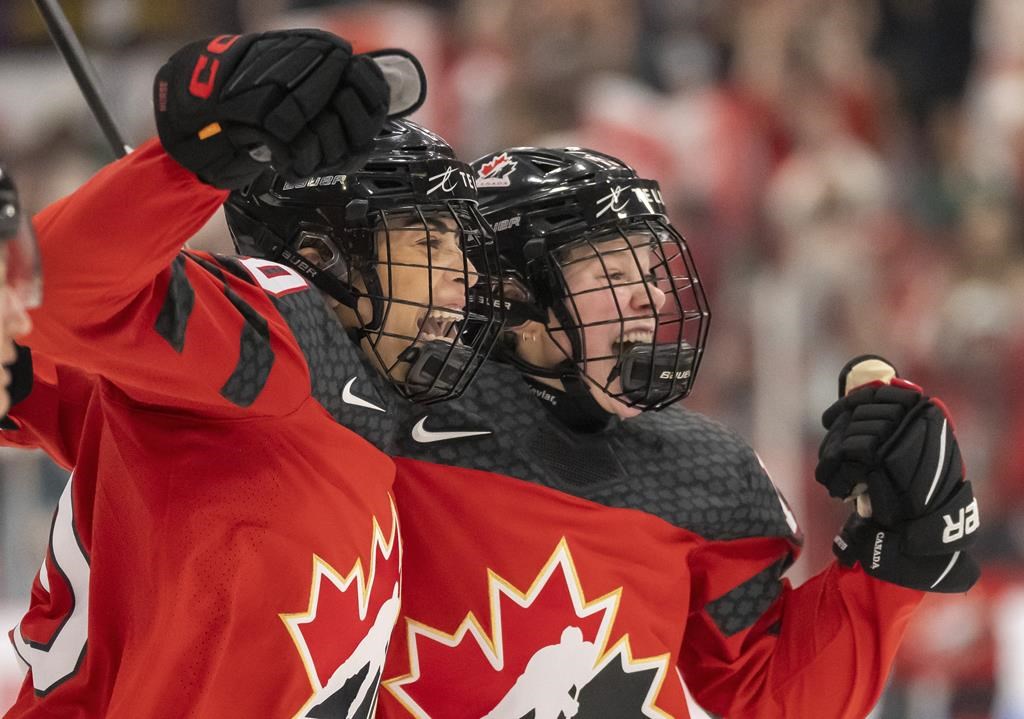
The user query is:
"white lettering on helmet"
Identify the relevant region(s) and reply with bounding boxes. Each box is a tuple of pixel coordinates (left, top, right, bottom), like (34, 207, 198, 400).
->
(595, 185, 630, 218)
(427, 167, 474, 195)
(631, 187, 665, 214)
(492, 216, 522, 233)
(282, 175, 346, 191)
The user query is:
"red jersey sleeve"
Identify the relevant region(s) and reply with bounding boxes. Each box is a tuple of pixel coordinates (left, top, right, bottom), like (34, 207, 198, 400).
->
(26, 139, 318, 418)
(681, 498, 924, 718)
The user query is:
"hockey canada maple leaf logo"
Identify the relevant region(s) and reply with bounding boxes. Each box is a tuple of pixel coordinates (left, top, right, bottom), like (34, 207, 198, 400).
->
(384, 538, 672, 718)
(282, 501, 402, 719)
(476, 152, 518, 188)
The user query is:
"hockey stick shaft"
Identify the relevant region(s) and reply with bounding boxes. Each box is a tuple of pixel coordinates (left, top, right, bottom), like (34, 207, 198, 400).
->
(32, 0, 131, 158)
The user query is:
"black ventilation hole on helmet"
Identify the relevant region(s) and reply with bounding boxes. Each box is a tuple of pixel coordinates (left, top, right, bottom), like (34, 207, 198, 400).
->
(367, 179, 406, 191)
(531, 198, 572, 212)
(362, 162, 403, 173)
(531, 156, 566, 173)
(545, 212, 577, 225)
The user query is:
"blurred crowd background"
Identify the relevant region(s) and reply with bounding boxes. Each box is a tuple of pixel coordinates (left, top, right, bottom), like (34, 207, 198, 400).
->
(1, 0, 1022, 717)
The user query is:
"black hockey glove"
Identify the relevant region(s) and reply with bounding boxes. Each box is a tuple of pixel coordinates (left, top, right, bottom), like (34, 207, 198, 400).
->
(154, 30, 390, 189)
(816, 357, 966, 528)
(817, 355, 980, 592)
(833, 512, 980, 593)
(0, 343, 32, 429)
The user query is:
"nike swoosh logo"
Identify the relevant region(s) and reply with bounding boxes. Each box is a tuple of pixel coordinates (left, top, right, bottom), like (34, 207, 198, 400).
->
(411, 417, 491, 443)
(342, 377, 386, 413)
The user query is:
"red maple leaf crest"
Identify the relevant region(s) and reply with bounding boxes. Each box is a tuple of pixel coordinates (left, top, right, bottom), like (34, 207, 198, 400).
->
(281, 500, 401, 717)
(481, 151, 524, 179)
(479, 153, 513, 178)
(384, 538, 673, 718)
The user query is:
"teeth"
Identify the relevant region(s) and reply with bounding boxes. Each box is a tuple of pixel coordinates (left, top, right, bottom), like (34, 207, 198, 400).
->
(618, 330, 654, 345)
(427, 308, 464, 322)
(418, 308, 465, 343)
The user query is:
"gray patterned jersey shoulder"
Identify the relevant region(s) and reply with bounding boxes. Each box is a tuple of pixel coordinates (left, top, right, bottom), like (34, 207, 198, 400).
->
(212, 254, 400, 447)
(389, 360, 794, 542)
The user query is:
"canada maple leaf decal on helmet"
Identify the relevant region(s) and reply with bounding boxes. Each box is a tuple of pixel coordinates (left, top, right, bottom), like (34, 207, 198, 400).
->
(281, 500, 402, 719)
(384, 538, 672, 718)
(476, 152, 518, 188)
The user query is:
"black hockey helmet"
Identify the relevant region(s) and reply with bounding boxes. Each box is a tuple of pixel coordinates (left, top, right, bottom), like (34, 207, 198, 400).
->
(224, 120, 504, 403)
(0, 164, 41, 310)
(470, 147, 709, 411)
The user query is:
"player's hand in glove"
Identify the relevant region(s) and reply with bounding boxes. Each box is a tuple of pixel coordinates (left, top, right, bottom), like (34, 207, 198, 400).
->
(154, 30, 419, 189)
(815, 355, 981, 592)
(816, 354, 970, 527)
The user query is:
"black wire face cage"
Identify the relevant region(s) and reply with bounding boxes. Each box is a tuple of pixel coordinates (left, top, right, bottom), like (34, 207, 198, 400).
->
(543, 218, 709, 411)
(304, 198, 504, 403)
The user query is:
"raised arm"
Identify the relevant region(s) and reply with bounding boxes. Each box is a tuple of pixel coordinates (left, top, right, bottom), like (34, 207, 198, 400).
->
(30, 138, 226, 328)
(681, 358, 979, 717)
(682, 535, 923, 718)
(24, 30, 392, 414)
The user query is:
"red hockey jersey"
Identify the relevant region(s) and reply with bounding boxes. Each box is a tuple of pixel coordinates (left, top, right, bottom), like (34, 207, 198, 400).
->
(323, 359, 927, 718)
(1, 140, 401, 718)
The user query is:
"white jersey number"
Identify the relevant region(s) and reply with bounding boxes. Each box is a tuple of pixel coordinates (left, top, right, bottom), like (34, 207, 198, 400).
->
(11, 473, 90, 693)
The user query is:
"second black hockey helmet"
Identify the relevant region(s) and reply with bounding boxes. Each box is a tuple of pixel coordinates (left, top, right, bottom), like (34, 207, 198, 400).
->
(224, 119, 504, 403)
(471, 147, 709, 410)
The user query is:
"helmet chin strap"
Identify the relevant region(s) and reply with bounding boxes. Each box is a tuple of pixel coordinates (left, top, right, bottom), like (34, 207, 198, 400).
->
(522, 368, 616, 433)
(274, 246, 359, 308)
(357, 268, 386, 333)
(496, 323, 618, 432)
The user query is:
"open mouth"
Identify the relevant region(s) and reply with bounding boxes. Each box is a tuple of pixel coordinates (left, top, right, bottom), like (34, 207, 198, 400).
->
(416, 308, 464, 343)
(612, 328, 655, 355)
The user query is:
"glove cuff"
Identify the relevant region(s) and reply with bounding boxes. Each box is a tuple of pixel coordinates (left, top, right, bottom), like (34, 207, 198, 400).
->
(833, 513, 980, 593)
(902, 481, 979, 555)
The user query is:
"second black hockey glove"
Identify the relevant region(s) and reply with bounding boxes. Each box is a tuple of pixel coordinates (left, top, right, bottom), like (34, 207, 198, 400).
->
(817, 356, 980, 593)
(154, 30, 391, 189)
(815, 367, 966, 528)
(833, 511, 980, 593)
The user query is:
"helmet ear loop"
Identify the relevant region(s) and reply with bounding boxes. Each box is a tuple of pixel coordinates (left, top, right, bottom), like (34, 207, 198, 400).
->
(361, 267, 387, 333)
(293, 229, 375, 320)
(340, 200, 388, 336)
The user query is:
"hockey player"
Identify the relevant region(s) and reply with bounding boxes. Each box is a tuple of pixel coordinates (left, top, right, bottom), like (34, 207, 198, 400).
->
(0, 165, 38, 419)
(357, 148, 980, 718)
(0, 31, 499, 718)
